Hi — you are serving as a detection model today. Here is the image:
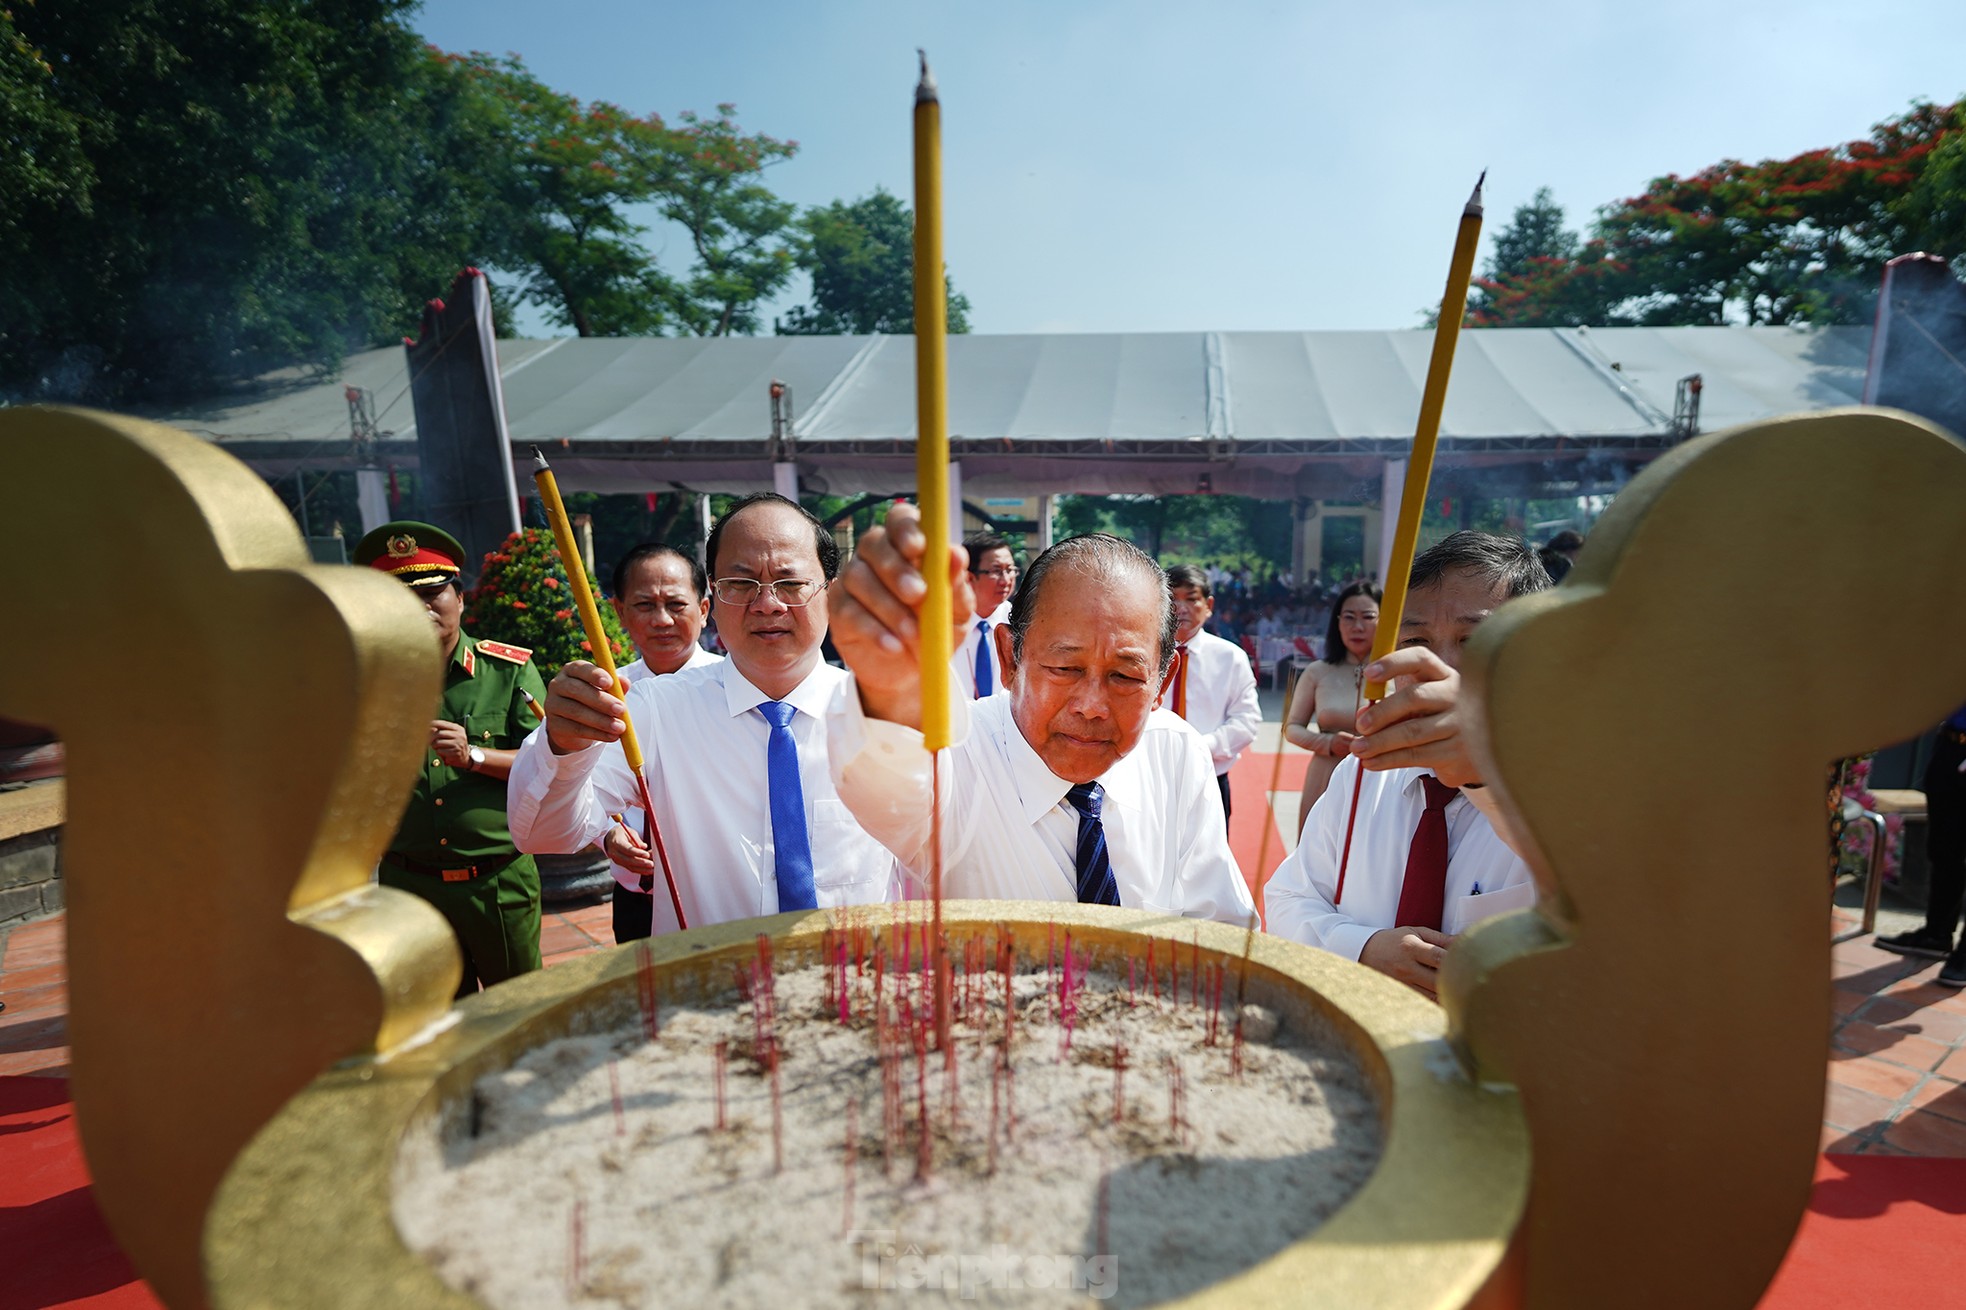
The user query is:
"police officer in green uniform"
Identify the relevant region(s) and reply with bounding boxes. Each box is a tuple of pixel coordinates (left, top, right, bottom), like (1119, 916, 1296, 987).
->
(355, 521, 548, 996)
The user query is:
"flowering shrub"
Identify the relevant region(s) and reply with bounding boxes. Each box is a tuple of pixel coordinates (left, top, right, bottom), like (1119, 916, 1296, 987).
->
(463, 527, 630, 681)
(1835, 755, 1906, 883)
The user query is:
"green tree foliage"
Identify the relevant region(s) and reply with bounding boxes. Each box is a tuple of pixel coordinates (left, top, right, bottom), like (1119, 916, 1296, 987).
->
(1465, 100, 1966, 329)
(0, 0, 492, 402)
(0, 4, 808, 404)
(656, 108, 802, 337)
(778, 189, 973, 335)
(1055, 494, 1290, 569)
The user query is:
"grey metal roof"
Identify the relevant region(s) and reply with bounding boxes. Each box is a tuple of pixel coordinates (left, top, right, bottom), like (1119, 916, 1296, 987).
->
(147, 325, 1872, 496)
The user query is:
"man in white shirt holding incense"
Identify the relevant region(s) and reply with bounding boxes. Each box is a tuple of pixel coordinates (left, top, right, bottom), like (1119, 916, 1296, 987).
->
(1160, 564, 1261, 820)
(827, 503, 1256, 924)
(1265, 531, 1547, 997)
(598, 543, 722, 943)
(510, 494, 898, 927)
(953, 530, 1017, 698)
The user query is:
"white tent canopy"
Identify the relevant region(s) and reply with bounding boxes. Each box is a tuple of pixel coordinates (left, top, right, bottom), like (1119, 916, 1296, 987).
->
(155, 325, 1870, 498)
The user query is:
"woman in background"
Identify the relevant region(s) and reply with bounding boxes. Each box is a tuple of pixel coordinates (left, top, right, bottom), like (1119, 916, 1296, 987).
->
(1283, 583, 1380, 833)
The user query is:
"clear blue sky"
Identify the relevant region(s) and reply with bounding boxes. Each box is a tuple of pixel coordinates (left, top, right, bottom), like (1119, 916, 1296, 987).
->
(411, 0, 1966, 337)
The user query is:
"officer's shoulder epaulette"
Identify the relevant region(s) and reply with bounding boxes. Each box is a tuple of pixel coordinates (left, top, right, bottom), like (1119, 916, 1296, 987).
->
(476, 639, 534, 665)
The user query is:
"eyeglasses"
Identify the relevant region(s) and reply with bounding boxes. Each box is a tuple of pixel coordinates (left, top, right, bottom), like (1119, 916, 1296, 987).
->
(970, 566, 1019, 580)
(711, 577, 823, 607)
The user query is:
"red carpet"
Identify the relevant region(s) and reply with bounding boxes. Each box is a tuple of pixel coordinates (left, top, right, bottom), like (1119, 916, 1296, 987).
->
(1, 1076, 1960, 1307)
(1757, 1153, 1966, 1309)
(0, 1075, 159, 1309)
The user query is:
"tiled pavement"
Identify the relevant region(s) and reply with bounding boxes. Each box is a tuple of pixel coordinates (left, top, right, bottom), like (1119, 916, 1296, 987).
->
(6, 891, 1965, 1156)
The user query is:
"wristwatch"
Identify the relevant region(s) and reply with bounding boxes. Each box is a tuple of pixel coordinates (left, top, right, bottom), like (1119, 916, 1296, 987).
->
(466, 746, 486, 772)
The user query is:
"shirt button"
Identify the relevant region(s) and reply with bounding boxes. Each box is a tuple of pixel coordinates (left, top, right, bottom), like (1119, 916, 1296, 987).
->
(439, 837, 448, 846)
(435, 798, 444, 807)
(433, 759, 443, 768)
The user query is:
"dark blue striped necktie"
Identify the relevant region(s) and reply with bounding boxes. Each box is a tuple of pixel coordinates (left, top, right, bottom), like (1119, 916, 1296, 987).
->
(1066, 782, 1119, 906)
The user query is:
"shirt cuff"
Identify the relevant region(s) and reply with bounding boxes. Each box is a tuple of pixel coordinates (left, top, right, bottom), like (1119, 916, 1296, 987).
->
(1322, 920, 1378, 963)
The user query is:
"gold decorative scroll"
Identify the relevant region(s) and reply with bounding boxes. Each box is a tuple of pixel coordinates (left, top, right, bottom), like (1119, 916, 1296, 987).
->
(1445, 407, 1966, 1309)
(0, 407, 462, 1309)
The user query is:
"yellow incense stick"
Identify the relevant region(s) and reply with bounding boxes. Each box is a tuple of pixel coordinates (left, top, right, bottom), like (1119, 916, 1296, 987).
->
(912, 50, 953, 752)
(529, 450, 641, 764)
(1361, 172, 1486, 701)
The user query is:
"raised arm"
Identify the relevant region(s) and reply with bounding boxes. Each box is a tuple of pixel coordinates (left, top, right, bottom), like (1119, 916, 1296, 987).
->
(827, 501, 977, 730)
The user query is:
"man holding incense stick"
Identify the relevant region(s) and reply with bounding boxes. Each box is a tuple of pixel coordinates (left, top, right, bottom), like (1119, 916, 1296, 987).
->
(825, 502, 1256, 923)
(356, 521, 548, 997)
(1264, 532, 1547, 996)
(596, 543, 722, 943)
(509, 494, 899, 924)
(1160, 564, 1261, 820)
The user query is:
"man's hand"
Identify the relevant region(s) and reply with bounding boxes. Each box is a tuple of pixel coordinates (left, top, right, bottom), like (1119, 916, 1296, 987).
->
(1349, 647, 1481, 788)
(829, 501, 976, 729)
(1359, 926, 1455, 997)
(430, 720, 471, 768)
(1321, 730, 1360, 758)
(544, 661, 627, 756)
(602, 821, 655, 876)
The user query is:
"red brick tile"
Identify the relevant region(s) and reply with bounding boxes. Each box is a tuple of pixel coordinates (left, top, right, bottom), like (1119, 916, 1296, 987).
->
(1830, 988, 1868, 1015)
(0, 1012, 67, 1057)
(1880, 977, 1966, 1008)
(1927, 988, 1966, 1016)
(1827, 1057, 1923, 1104)
(0, 986, 67, 1023)
(1905, 1077, 1966, 1124)
(1881, 1109, 1966, 1157)
(1857, 998, 1966, 1043)
(1832, 939, 1925, 974)
(1820, 1124, 1873, 1153)
(1938, 1047, 1966, 1082)
(0, 1047, 69, 1078)
(1824, 1080, 1898, 1133)
(0, 936, 65, 972)
(1864, 1141, 1913, 1155)
(1831, 1021, 1952, 1072)
(0, 962, 65, 993)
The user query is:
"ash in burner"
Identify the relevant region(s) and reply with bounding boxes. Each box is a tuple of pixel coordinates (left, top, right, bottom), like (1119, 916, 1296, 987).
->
(396, 931, 1382, 1309)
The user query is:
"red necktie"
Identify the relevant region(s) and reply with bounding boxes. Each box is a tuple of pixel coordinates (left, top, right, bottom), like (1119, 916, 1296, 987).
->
(1393, 775, 1460, 930)
(1172, 644, 1189, 717)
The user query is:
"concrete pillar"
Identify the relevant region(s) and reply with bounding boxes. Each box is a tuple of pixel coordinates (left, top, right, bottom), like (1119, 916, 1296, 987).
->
(1037, 494, 1056, 551)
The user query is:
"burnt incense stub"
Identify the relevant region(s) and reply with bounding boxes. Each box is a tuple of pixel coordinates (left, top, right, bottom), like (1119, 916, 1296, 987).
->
(396, 938, 1381, 1308)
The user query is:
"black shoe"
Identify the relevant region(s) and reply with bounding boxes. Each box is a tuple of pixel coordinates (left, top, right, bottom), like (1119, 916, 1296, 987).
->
(1939, 952, 1966, 989)
(1876, 927, 1955, 959)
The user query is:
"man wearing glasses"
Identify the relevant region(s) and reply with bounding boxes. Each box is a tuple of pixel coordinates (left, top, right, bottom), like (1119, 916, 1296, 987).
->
(825, 503, 1256, 924)
(508, 494, 898, 929)
(954, 531, 1018, 698)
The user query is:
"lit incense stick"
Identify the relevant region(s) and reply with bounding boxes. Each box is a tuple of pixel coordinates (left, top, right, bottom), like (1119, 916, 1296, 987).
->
(530, 448, 687, 929)
(1334, 173, 1485, 905)
(914, 49, 954, 1061)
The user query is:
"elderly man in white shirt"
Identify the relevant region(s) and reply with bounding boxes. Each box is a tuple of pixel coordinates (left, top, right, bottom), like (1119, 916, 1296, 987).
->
(1160, 564, 1261, 820)
(826, 504, 1256, 924)
(593, 543, 724, 943)
(953, 530, 1017, 698)
(509, 494, 898, 929)
(1265, 531, 1549, 996)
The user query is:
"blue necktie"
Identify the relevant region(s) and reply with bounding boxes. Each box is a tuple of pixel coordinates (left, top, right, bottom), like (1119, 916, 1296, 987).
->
(974, 619, 994, 697)
(1066, 782, 1119, 906)
(757, 701, 817, 911)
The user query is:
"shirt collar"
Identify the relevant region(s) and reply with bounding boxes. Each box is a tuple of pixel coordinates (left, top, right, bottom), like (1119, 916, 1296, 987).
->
(721, 659, 839, 720)
(447, 634, 476, 679)
(1396, 767, 1460, 800)
(987, 695, 1117, 826)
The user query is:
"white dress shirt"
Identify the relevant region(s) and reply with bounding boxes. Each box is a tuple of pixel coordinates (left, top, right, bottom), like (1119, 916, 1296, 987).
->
(1264, 756, 1534, 961)
(829, 683, 1257, 924)
(603, 646, 724, 912)
(510, 660, 899, 927)
(1170, 627, 1261, 776)
(952, 600, 1012, 698)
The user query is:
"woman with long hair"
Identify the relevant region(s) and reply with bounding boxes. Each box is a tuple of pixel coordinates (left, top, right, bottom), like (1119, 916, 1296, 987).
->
(1283, 582, 1381, 833)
